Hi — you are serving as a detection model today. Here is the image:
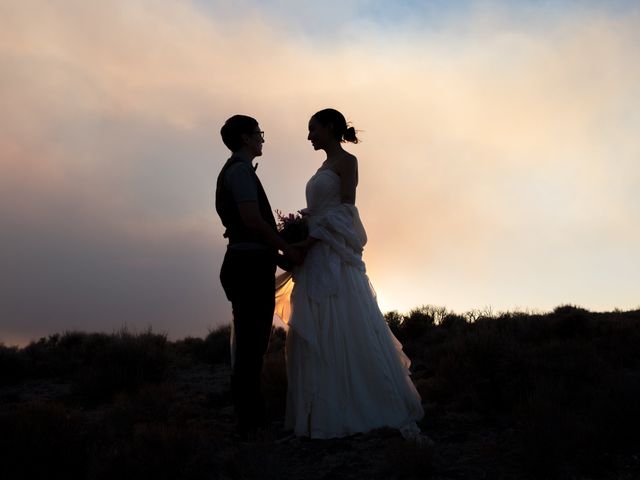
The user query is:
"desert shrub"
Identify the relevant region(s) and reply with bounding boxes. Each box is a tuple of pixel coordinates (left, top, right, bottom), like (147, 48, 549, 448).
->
(0, 344, 29, 385)
(395, 305, 440, 341)
(177, 324, 282, 367)
(517, 373, 612, 476)
(426, 318, 530, 412)
(19, 331, 141, 380)
(514, 321, 640, 475)
(2, 305, 639, 478)
(591, 370, 640, 450)
(21, 332, 86, 379)
(72, 328, 169, 403)
(171, 336, 205, 366)
(106, 383, 179, 440)
(200, 325, 231, 365)
(0, 331, 103, 383)
(385, 310, 403, 336)
(440, 313, 468, 331)
(590, 313, 640, 370)
(407, 306, 640, 476)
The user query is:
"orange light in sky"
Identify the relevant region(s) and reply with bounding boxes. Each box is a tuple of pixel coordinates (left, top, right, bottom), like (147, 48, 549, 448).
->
(1, 0, 639, 344)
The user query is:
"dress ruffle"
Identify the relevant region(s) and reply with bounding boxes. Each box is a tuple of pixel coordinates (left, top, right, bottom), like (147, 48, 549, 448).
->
(274, 197, 423, 438)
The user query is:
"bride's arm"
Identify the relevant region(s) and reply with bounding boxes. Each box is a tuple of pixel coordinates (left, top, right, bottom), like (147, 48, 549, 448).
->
(293, 236, 319, 253)
(336, 154, 358, 204)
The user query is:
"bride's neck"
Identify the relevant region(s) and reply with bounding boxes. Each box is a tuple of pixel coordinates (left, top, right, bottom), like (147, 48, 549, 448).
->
(323, 142, 344, 158)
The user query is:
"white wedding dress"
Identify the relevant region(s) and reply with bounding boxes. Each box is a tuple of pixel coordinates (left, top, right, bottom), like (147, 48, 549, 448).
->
(275, 169, 424, 439)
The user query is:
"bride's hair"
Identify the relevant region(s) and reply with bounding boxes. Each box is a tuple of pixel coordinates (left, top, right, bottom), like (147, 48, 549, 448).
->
(311, 108, 359, 144)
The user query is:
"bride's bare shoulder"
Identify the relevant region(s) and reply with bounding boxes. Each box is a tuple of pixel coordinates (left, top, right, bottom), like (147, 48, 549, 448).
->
(338, 152, 358, 168)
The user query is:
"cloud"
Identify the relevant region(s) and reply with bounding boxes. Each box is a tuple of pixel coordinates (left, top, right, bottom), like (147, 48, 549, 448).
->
(1, 0, 639, 344)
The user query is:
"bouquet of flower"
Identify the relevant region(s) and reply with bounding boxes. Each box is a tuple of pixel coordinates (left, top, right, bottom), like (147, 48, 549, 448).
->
(275, 209, 308, 244)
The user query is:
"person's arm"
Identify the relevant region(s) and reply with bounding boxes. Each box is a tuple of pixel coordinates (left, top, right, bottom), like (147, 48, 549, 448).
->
(336, 155, 358, 205)
(238, 202, 303, 265)
(293, 236, 319, 254)
(294, 207, 319, 252)
(226, 163, 303, 264)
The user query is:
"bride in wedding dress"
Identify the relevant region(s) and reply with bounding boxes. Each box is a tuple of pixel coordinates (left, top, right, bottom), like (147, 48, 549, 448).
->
(275, 108, 424, 440)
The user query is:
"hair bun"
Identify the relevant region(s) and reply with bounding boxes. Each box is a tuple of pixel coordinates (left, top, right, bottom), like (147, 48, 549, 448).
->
(343, 126, 359, 144)
(311, 108, 360, 144)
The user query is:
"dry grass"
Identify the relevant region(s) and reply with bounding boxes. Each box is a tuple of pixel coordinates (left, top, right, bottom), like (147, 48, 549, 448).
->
(1, 306, 640, 478)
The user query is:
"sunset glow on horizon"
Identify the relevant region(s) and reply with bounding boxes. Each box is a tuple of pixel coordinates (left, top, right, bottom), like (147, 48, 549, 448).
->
(1, 0, 639, 346)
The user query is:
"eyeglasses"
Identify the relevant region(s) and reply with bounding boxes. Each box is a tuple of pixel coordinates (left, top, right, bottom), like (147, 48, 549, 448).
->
(253, 130, 265, 140)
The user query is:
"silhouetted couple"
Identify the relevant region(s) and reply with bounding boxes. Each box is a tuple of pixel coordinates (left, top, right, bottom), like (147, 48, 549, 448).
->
(215, 109, 424, 442)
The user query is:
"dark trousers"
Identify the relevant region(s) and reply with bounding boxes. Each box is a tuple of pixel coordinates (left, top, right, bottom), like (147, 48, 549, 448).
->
(220, 248, 276, 433)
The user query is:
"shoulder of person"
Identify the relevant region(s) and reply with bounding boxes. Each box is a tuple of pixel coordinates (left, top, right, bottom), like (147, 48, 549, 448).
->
(226, 160, 254, 174)
(337, 153, 358, 172)
(225, 160, 255, 180)
(223, 160, 257, 190)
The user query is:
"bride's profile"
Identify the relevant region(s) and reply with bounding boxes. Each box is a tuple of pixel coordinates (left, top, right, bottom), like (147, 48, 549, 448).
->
(275, 108, 424, 440)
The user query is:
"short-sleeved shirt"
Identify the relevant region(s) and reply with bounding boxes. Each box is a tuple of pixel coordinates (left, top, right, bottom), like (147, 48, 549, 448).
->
(224, 159, 258, 204)
(222, 158, 267, 251)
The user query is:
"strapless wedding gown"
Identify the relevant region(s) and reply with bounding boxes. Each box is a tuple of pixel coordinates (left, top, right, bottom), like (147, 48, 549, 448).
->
(275, 169, 424, 439)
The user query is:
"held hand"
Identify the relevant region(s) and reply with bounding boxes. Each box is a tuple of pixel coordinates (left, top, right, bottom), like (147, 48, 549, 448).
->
(292, 236, 318, 254)
(291, 240, 309, 253)
(276, 254, 294, 272)
(285, 246, 304, 266)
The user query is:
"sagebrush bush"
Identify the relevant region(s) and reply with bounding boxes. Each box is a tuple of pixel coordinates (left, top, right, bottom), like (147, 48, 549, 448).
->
(388, 305, 640, 476)
(72, 328, 169, 403)
(0, 344, 29, 385)
(106, 383, 179, 439)
(1, 306, 639, 478)
(201, 325, 232, 364)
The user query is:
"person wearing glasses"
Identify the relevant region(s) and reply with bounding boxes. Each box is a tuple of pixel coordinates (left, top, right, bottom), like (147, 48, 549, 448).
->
(216, 114, 302, 440)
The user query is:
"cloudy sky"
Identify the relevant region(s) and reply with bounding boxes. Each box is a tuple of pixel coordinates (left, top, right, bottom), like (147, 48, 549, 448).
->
(1, 0, 639, 346)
